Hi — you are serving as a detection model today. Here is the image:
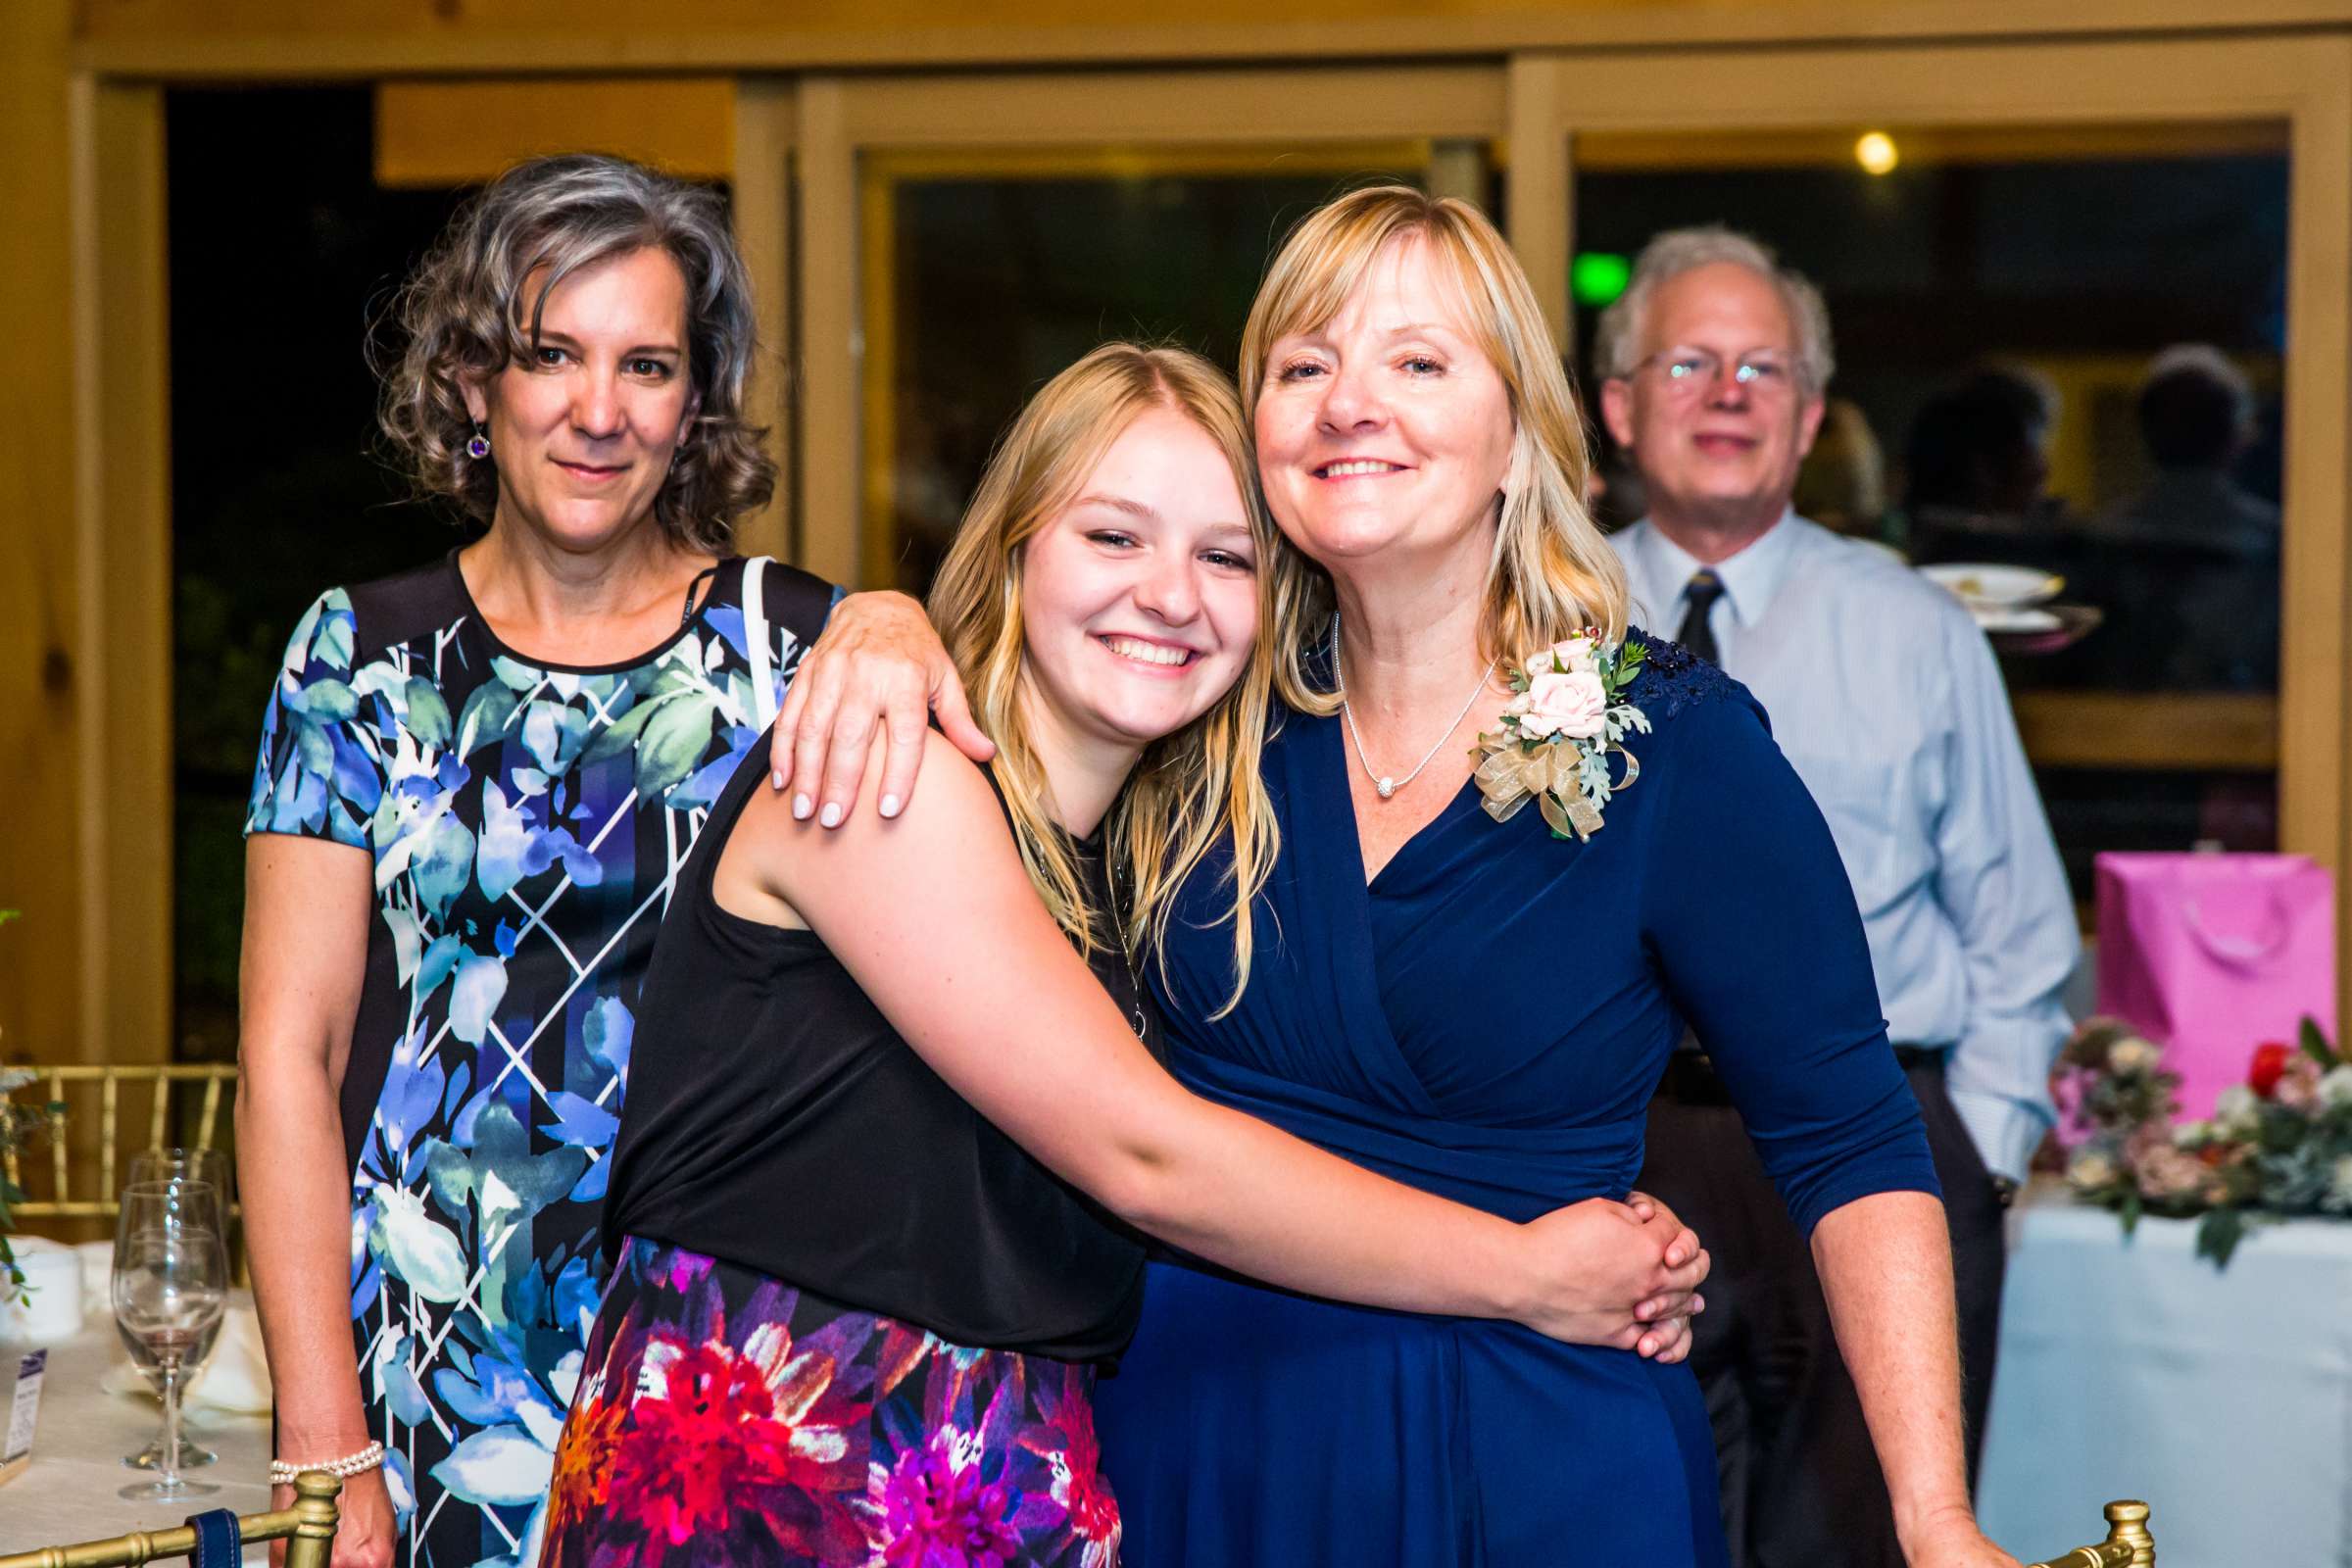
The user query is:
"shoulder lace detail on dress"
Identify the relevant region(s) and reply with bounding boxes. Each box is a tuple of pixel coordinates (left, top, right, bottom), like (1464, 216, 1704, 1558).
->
(1627, 631, 1740, 720)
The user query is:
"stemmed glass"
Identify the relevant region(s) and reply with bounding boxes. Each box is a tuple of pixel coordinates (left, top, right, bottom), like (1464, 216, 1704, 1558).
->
(121, 1151, 232, 1470)
(112, 1179, 228, 1500)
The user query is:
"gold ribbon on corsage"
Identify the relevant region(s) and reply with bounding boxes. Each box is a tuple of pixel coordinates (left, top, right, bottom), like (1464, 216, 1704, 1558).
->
(1473, 735, 1640, 841)
(1469, 634, 1650, 842)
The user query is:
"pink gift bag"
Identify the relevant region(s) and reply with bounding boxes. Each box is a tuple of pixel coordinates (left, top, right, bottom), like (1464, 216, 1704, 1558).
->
(2095, 852, 2337, 1120)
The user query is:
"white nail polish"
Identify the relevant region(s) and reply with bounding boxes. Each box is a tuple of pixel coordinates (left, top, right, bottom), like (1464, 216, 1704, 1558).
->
(819, 802, 844, 828)
(880, 795, 901, 818)
(793, 794, 812, 820)
(772, 771, 786, 791)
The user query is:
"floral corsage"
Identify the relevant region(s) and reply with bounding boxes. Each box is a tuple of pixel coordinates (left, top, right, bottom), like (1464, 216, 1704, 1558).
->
(1470, 634, 1649, 841)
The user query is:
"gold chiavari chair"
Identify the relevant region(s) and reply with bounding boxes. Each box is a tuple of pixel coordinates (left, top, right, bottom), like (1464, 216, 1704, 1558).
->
(4, 1065, 240, 1223)
(0, 1469, 339, 1568)
(2026, 1499, 2156, 1567)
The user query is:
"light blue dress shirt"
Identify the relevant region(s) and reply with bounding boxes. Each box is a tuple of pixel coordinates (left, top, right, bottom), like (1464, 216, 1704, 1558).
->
(1612, 512, 2078, 1181)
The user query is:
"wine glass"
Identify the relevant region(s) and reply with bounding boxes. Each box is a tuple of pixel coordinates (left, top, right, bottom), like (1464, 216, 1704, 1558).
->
(112, 1179, 228, 1500)
(127, 1147, 232, 1201)
(120, 1154, 231, 1471)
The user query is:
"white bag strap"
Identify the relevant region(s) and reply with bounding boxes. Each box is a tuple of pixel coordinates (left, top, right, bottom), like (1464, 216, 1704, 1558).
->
(743, 555, 780, 731)
(2182, 893, 2297, 969)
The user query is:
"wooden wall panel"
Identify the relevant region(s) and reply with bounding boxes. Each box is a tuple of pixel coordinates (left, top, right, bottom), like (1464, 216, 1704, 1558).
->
(731, 79, 796, 565)
(794, 79, 858, 588)
(72, 80, 174, 1071)
(0, 0, 86, 1070)
(375, 77, 735, 187)
(74, 0, 2352, 76)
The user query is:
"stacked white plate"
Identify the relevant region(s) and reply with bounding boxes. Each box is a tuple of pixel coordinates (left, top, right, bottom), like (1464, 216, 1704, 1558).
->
(1918, 563, 2066, 633)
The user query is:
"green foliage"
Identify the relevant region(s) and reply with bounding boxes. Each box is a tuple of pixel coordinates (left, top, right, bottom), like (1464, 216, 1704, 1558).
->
(2062, 1014, 2352, 1272)
(2195, 1207, 2253, 1268)
(0, 912, 66, 1291)
(0, 1070, 66, 1292)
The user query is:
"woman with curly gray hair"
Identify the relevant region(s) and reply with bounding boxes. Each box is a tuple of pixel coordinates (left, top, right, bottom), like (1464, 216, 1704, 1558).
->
(235, 153, 838, 1568)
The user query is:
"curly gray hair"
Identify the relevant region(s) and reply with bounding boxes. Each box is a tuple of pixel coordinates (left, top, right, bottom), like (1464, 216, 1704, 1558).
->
(1592, 226, 1836, 398)
(377, 153, 774, 553)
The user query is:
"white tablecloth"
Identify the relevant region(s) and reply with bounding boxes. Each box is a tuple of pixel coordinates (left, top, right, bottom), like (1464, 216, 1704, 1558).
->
(0, 1313, 271, 1557)
(11, 1205, 2341, 1562)
(1978, 1196, 2352, 1567)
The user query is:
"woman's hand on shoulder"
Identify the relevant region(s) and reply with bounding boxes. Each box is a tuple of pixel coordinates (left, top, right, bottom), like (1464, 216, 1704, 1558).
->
(1510, 1193, 1708, 1356)
(767, 590, 994, 828)
(737, 719, 1004, 919)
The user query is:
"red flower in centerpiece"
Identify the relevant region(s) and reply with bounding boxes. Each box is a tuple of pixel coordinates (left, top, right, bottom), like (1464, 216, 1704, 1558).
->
(2250, 1041, 2292, 1099)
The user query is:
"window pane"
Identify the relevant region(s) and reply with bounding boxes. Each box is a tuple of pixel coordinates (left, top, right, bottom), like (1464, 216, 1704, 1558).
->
(1570, 124, 2289, 903)
(865, 150, 1488, 594)
(169, 87, 466, 1063)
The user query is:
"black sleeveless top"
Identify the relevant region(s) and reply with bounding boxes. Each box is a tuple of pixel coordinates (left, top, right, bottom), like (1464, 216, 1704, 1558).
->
(600, 721, 1159, 1364)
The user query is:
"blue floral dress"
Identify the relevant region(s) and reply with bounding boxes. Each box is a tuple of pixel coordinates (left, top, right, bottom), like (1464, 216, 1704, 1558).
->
(245, 551, 831, 1568)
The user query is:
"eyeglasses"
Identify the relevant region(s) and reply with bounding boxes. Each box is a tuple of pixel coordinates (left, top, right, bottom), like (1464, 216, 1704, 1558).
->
(1626, 347, 1801, 398)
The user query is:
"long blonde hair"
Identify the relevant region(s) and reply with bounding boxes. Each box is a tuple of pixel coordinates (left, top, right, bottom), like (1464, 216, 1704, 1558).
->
(1239, 185, 1630, 711)
(927, 343, 1283, 1012)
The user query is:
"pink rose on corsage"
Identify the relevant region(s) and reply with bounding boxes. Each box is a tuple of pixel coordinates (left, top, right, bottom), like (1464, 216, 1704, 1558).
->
(1531, 636, 1599, 677)
(1474, 630, 1647, 842)
(1510, 668, 1609, 741)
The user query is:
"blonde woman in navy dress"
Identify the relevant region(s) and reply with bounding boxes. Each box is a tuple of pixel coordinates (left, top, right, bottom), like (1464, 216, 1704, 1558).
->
(1094, 187, 2027, 1568)
(789, 190, 2024, 1567)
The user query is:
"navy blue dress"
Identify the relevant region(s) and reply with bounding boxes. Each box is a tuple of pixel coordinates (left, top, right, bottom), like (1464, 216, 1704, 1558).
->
(1092, 634, 1939, 1566)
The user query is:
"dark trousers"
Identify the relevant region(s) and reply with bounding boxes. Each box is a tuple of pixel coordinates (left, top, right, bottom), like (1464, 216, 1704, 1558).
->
(1638, 1056, 2007, 1568)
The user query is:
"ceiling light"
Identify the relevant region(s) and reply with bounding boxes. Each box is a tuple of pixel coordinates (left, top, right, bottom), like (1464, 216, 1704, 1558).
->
(1855, 131, 1899, 176)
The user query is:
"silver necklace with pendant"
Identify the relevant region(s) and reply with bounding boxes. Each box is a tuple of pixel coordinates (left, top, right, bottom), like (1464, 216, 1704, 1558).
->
(1333, 612, 1497, 801)
(1102, 857, 1151, 1041)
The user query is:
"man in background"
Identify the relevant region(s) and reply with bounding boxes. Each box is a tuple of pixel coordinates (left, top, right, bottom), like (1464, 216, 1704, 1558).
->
(2093, 343, 2279, 690)
(1595, 226, 2079, 1568)
(2096, 343, 2276, 555)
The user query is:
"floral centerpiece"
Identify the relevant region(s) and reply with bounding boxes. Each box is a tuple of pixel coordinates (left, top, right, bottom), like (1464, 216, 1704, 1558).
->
(0, 910, 65, 1292)
(2058, 1013, 2352, 1266)
(1471, 634, 1650, 841)
(0, 1072, 52, 1292)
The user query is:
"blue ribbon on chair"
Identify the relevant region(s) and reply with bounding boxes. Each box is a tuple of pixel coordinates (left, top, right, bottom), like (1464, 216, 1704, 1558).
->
(183, 1507, 241, 1568)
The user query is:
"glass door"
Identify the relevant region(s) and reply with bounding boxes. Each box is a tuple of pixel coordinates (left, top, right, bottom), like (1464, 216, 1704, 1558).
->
(1569, 121, 2289, 901)
(794, 66, 1506, 594)
(1509, 35, 2352, 932)
(860, 144, 1494, 593)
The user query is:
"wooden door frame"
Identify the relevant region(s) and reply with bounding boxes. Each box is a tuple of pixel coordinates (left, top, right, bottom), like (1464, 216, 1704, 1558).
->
(67, 75, 171, 1069)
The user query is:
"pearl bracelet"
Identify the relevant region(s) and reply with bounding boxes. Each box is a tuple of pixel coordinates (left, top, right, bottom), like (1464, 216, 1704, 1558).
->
(270, 1441, 385, 1486)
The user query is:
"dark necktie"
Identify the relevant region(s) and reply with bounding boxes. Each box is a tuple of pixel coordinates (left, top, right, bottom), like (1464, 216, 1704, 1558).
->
(1677, 569, 1727, 666)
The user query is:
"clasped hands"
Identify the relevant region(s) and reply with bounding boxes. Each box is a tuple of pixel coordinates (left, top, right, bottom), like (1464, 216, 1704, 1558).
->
(1523, 1191, 1708, 1360)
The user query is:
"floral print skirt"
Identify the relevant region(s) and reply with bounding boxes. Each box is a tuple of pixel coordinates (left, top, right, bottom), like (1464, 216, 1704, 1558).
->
(543, 1237, 1121, 1568)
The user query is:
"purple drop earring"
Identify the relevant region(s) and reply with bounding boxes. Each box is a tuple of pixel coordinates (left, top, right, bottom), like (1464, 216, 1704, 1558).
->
(466, 425, 491, 460)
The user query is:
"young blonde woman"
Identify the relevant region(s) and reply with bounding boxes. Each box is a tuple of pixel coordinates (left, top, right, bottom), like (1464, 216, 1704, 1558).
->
(540, 344, 1708, 1567)
(786, 193, 2021, 1568)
